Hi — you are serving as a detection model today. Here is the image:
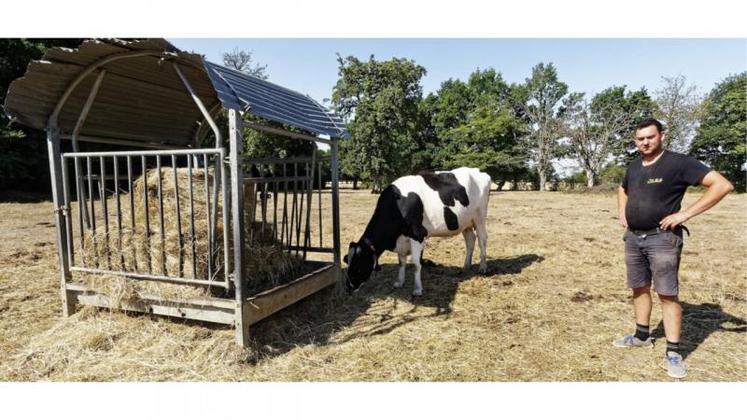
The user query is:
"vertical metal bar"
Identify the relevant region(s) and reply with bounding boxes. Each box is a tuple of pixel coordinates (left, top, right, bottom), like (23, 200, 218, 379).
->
(142, 155, 152, 273)
(172, 154, 184, 277)
(127, 156, 137, 271)
(61, 156, 75, 267)
(318, 157, 323, 248)
(273, 177, 279, 243)
(156, 155, 166, 275)
(99, 156, 111, 268)
(113, 156, 124, 270)
(219, 149, 231, 289)
(303, 153, 315, 261)
(289, 162, 298, 253)
(204, 153, 213, 281)
(331, 140, 341, 265)
(260, 164, 268, 240)
(187, 156, 197, 279)
(281, 163, 289, 249)
(46, 126, 75, 316)
(229, 109, 249, 347)
(74, 157, 85, 259)
(295, 162, 304, 256)
(86, 156, 98, 268)
(210, 153, 219, 263)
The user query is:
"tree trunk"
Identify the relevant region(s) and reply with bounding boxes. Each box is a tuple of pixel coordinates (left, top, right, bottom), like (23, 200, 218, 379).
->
(353, 178, 358, 190)
(586, 169, 595, 188)
(538, 170, 547, 191)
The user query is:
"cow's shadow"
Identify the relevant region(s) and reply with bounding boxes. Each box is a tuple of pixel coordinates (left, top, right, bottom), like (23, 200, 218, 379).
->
(650, 302, 746, 360)
(244, 254, 544, 363)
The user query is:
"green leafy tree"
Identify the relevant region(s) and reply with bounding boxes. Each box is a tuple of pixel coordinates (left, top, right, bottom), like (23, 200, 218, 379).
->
(1, 39, 84, 194)
(691, 72, 747, 192)
(521, 63, 568, 191)
(590, 85, 658, 163)
(425, 69, 528, 189)
(331, 55, 426, 192)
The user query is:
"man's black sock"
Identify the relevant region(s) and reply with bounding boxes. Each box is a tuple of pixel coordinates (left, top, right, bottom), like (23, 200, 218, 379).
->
(666, 341, 680, 356)
(634, 323, 650, 341)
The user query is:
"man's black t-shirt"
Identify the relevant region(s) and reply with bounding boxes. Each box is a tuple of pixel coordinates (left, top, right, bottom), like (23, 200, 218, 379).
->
(622, 150, 711, 230)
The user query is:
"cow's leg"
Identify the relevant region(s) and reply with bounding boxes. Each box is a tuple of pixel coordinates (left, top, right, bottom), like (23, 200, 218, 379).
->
(394, 252, 406, 288)
(462, 228, 476, 272)
(475, 218, 488, 274)
(410, 239, 424, 296)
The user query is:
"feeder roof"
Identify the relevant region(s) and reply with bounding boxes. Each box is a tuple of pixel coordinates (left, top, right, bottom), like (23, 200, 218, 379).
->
(3, 38, 347, 147)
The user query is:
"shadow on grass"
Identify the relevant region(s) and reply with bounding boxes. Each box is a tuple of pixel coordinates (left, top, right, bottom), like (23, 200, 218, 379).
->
(0, 190, 50, 203)
(651, 302, 746, 360)
(246, 253, 544, 362)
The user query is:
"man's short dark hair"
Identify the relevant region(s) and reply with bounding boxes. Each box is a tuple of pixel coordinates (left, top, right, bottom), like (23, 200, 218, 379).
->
(635, 118, 664, 133)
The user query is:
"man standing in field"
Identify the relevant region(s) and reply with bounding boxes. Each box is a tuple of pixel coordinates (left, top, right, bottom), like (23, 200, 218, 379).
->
(614, 118, 734, 378)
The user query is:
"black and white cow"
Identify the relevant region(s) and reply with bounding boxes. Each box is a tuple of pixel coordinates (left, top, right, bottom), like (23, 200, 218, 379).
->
(343, 167, 491, 296)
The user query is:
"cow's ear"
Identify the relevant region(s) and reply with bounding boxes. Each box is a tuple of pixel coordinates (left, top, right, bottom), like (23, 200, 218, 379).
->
(348, 241, 356, 249)
(343, 254, 349, 264)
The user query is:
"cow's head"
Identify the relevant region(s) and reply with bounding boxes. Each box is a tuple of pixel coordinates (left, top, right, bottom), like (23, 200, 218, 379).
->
(343, 240, 380, 292)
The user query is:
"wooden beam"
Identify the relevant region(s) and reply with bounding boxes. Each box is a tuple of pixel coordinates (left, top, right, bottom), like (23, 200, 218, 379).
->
(246, 264, 338, 324)
(68, 286, 235, 325)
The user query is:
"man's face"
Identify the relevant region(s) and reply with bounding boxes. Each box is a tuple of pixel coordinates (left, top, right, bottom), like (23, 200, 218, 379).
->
(634, 125, 665, 157)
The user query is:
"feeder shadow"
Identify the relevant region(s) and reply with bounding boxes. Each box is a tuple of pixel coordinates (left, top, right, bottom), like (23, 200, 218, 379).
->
(650, 302, 746, 360)
(245, 253, 543, 362)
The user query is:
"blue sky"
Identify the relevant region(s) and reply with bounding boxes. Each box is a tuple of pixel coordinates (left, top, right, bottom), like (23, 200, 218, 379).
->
(170, 38, 746, 105)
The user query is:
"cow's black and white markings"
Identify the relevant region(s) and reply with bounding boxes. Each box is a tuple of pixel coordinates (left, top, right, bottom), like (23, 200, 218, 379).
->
(344, 167, 491, 296)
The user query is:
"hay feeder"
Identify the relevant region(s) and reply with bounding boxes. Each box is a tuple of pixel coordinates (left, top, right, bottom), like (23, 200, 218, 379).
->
(3, 39, 347, 347)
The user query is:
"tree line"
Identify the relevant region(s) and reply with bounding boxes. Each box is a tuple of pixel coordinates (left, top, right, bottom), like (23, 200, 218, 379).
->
(1, 41, 745, 195)
(330, 55, 746, 192)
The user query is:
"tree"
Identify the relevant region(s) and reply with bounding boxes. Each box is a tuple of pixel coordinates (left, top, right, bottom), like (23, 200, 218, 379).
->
(655, 75, 704, 153)
(521, 63, 568, 191)
(562, 91, 633, 187)
(691, 72, 747, 192)
(1, 39, 85, 193)
(222, 48, 268, 79)
(331, 55, 426, 192)
(429, 69, 527, 188)
(590, 85, 658, 163)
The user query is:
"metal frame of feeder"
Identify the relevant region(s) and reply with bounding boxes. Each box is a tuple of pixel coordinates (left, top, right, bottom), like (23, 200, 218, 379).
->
(6, 39, 345, 347)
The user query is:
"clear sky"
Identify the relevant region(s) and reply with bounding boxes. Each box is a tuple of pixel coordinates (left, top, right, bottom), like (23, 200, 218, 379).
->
(169, 38, 746, 105)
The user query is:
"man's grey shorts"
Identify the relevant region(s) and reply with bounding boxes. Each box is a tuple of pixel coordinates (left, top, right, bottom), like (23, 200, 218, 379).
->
(623, 229, 684, 296)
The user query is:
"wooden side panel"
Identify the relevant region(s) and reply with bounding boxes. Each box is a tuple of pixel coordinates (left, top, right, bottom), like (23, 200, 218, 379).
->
(246, 264, 339, 325)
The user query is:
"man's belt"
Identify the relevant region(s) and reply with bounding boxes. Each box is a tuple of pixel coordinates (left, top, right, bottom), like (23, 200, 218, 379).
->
(629, 225, 690, 238)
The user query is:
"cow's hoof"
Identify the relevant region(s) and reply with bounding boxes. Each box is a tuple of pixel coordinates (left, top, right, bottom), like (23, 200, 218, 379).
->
(478, 264, 487, 274)
(412, 289, 423, 297)
(393, 280, 404, 289)
(462, 265, 472, 273)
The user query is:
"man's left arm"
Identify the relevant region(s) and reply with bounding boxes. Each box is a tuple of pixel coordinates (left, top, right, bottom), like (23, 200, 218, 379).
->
(659, 170, 735, 230)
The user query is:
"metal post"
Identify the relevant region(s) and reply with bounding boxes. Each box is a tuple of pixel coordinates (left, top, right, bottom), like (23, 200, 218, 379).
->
(330, 139, 341, 266)
(46, 125, 76, 316)
(228, 110, 249, 347)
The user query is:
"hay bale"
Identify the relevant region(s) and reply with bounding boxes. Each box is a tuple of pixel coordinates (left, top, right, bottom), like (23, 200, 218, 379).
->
(78, 167, 303, 302)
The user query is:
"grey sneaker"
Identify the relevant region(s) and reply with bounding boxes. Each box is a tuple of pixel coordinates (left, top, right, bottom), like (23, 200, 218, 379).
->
(612, 334, 654, 348)
(663, 351, 687, 379)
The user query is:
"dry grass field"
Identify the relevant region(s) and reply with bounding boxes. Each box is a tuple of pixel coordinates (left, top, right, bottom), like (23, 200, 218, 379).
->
(0, 189, 745, 381)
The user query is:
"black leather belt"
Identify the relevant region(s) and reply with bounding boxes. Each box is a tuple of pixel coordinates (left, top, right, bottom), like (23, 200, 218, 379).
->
(629, 225, 690, 238)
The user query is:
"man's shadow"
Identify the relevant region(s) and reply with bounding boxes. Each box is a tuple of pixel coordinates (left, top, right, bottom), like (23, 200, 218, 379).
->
(244, 254, 544, 362)
(650, 302, 746, 360)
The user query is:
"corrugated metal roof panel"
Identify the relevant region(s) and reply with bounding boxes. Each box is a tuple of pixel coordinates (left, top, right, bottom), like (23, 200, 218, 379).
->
(3, 38, 348, 147)
(204, 61, 348, 138)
